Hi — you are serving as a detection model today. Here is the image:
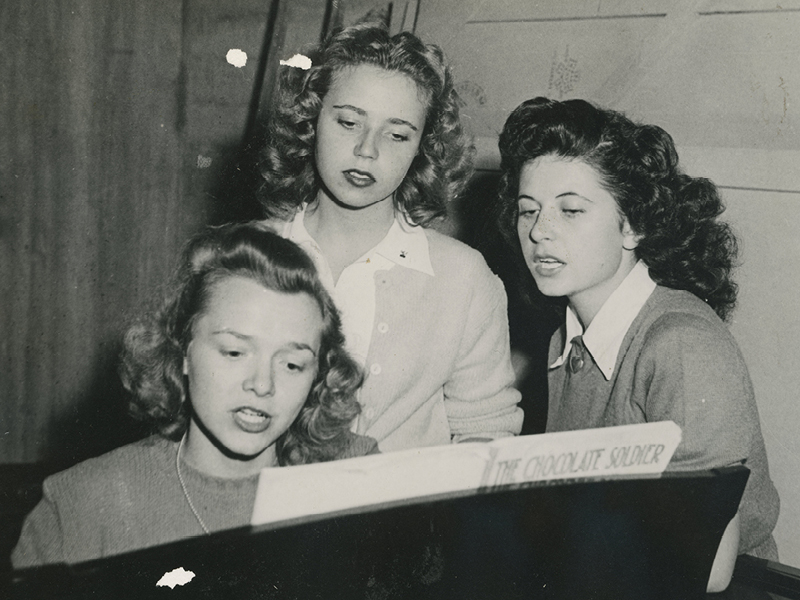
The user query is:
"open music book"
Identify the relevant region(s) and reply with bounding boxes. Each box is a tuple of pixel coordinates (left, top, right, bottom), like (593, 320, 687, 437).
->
(252, 421, 681, 526)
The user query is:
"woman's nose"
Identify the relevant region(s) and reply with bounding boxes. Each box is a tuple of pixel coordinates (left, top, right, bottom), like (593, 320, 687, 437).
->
(354, 129, 378, 159)
(530, 211, 554, 243)
(244, 360, 274, 397)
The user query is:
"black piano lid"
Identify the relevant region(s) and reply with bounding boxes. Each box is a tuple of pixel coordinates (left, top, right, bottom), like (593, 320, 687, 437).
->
(5, 467, 749, 600)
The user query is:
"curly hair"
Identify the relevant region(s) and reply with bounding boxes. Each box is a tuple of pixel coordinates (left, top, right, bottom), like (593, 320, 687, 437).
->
(258, 22, 474, 227)
(497, 97, 739, 321)
(119, 222, 363, 466)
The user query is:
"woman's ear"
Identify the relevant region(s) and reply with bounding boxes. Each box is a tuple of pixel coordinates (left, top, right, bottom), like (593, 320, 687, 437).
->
(622, 219, 642, 251)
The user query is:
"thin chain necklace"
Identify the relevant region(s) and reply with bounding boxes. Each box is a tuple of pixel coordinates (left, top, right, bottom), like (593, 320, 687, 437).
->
(176, 434, 210, 535)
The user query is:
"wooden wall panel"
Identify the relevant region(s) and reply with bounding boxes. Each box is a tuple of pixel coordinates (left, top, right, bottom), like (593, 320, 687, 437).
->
(0, 0, 289, 465)
(0, 0, 208, 466)
(0, 0, 187, 464)
(181, 0, 276, 224)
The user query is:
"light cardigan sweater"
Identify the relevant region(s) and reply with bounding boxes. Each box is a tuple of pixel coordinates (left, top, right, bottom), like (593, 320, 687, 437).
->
(12, 433, 378, 567)
(547, 285, 780, 559)
(271, 218, 523, 451)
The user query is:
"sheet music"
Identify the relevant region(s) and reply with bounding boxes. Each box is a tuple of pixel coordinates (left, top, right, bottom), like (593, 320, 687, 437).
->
(252, 421, 681, 526)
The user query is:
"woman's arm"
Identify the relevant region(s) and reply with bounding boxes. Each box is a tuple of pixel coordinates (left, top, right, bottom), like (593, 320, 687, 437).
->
(444, 263, 523, 442)
(12, 483, 66, 568)
(707, 513, 740, 593)
(636, 312, 754, 473)
(635, 310, 774, 588)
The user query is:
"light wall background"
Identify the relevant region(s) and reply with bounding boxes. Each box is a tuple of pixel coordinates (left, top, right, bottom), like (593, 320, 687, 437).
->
(418, 0, 800, 566)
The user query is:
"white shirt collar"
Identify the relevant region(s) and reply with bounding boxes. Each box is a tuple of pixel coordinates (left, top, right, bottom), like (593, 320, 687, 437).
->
(550, 261, 656, 380)
(284, 205, 434, 277)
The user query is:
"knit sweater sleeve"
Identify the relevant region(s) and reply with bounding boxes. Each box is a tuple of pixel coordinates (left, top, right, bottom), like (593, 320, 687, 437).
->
(11, 447, 142, 568)
(11, 437, 178, 567)
(632, 311, 752, 471)
(631, 309, 780, 557)
(445, 259, 523, 442)
(11, 479, 68, 568)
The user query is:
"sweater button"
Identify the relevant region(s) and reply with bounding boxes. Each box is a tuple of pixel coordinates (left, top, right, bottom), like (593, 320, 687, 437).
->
(377, 322, 389, 334)
(370, 363, 382, 375)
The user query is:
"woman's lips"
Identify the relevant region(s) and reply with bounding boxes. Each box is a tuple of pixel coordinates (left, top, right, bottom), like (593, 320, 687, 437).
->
(232, 407, 272, 433)
(532, 256, 565, 276)
(343, 169, 375, 187)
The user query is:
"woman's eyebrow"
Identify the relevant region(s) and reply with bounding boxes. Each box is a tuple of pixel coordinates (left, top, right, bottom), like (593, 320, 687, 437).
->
(212, 329, 251, 340)
(213, 332, 317, 357)
(517, 194, 537, 202)
(556, 191, 593, 202)
(284, 342, 317, 357)
(332, 104, 365, 115)
(332, 104, 418, 131)
(387, 117, 418, 131)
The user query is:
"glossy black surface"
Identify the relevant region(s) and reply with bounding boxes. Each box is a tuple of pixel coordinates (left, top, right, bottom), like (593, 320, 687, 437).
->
(727, 555, 800, 600)
(3, 468, 752, 600)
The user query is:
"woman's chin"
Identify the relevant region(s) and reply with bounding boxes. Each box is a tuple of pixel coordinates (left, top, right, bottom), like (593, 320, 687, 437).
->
(531, 278, 566, 299)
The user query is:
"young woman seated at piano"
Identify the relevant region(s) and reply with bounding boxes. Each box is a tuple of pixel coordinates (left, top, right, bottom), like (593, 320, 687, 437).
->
(12, 223, 377, 568)
(495, 97, 780, 592)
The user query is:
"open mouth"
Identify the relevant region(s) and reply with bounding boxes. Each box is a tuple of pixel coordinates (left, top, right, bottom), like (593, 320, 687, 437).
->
(535, 257, 564, 270)
(343, 169, 375, 187)
(237, 407, 268, 422)
(232, 407, 272, 433)
(533, 256, 565, 276)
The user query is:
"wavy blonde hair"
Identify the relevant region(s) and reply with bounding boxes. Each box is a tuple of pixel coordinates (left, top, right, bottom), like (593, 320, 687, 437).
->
(258, 22, 474, 226)
(119, 222, 363, 465)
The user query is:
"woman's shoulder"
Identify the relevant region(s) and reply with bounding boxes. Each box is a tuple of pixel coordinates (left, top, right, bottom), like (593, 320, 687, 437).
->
(338, 432, 380, 459)
(423, 228, 498, 282)
(16, 437, 180, 566)
(45, 436, 175, 497)
(424, 228, 483, 262)
(632, 286, 744, 366)
(637, 286, 728, 334)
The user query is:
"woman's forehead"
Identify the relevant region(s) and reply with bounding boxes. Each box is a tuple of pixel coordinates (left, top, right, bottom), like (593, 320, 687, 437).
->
(328, 64, 431, 115)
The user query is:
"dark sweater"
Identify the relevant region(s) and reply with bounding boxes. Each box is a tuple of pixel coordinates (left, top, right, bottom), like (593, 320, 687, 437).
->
(12, 433, 378, 567)
(548, 286, 780, 559)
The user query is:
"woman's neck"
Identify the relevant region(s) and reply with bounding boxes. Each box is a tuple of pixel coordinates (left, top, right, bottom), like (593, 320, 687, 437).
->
(305, 194, 396, 283)
(182, 427, 277, 479)
(569, 253, 639, 329)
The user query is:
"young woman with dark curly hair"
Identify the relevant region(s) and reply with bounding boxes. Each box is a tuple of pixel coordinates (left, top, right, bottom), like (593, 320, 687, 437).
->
(497, 97, 779, 589)
(258, 23, 522, 452)
(12, 223, 377, 567)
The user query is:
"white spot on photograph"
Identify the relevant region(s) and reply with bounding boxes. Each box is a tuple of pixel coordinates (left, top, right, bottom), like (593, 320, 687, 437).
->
(226, 49, 247, 68)
(280, 54, 312, 70)
(156, 567, 196, 589)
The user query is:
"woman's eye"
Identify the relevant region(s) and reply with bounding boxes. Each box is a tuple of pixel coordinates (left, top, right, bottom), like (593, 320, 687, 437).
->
(562, 208, 584, 216)
(389, 132, 409, 142)
(221, 349, 244, 359)
(518, 209, 539, 219)
(337, 118, 357, 129)
(284, 361, 306, 373)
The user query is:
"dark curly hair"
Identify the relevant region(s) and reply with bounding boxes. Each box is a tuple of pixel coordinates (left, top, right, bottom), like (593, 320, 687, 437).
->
(497, 97, 739, 321)
(258, 22, 474, 227)
(119, 222, 363, 466)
